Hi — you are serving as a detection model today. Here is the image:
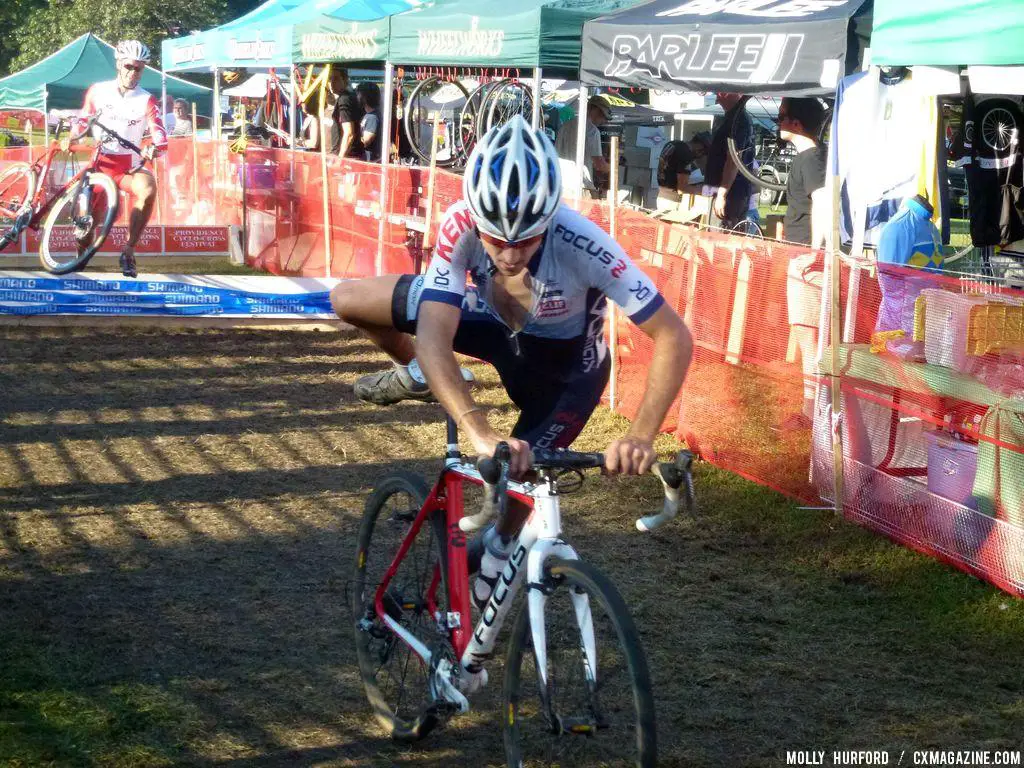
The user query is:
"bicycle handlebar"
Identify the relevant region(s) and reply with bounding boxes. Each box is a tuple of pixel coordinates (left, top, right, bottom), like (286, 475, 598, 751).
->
(459, 444, 696, 534)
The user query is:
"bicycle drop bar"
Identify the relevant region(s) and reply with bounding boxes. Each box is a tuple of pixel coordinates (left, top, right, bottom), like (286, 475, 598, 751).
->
(459, 443, 696, 534)
(91, 119, 144, 156)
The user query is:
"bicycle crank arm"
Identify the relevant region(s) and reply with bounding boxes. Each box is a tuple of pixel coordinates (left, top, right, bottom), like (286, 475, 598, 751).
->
(636, 450, 696, 532)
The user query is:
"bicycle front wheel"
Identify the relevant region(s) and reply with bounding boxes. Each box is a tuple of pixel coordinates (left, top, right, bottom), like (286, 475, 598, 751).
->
(352, 471, 450, 742)
(0, 162, 36, 226)
(39, 171, 119, 274)
(503, 557, 657, 767)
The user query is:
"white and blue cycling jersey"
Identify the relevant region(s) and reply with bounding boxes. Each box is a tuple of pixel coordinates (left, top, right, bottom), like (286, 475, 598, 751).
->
(414, 200, 664, 380)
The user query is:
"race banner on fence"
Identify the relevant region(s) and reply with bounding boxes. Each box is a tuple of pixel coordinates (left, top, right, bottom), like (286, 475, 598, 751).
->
(2, 226, 230, 257)
(0, 272, 340, 318)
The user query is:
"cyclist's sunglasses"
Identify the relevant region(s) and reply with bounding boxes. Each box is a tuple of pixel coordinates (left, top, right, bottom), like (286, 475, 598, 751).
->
(477, 229, 544, 249)
(121, 63, 144, 72)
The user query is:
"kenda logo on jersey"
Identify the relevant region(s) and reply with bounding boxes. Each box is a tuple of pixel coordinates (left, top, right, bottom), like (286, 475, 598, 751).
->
(604, 32, 804, 85)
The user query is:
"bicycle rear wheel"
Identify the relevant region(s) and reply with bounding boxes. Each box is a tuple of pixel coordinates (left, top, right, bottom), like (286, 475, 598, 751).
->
(503, 557, 657, 767)
(39, 171, 118, 274)
(352, 471, 450, 742)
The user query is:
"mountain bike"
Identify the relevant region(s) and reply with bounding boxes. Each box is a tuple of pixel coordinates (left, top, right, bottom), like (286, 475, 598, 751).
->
(352, 415, 695, 766)
(0, 114, 150, 274)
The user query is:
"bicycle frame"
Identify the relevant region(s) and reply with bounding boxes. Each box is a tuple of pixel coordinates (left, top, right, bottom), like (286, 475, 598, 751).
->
(372, 422, 595, 710)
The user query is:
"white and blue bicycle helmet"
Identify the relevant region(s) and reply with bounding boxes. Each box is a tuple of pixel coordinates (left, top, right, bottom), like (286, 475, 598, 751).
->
(115, 40, 151, 63)
(463, 115, 561, 242)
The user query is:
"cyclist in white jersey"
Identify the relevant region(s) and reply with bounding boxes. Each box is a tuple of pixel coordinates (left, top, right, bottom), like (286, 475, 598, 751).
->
(63, 40, 166, 277)
(331, 115, 692, 548)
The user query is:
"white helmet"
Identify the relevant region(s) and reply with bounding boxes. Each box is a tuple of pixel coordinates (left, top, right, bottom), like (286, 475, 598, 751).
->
(115, 40, 151, 63)
(463, 115, 561, 242)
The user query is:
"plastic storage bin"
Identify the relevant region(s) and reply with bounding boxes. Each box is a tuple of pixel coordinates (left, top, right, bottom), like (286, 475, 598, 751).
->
(924, 430, 979, 510)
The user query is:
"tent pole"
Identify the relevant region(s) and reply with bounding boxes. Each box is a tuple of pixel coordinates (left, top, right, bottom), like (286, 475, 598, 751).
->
(531, 67, 542, 130)
(574, 84, 587, 202)
(161, 73, 167, 125)
(829, 167, 844, 517)
(607, 132, 619, 412)
(376, 61, 394, 277)
(43, 89, 49, 146)
(213, 67, 220, 225)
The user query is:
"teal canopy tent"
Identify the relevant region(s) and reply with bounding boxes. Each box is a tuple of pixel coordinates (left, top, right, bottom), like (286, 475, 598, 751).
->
(0, 34, 211, 113)
(871, 0, 1024, 67)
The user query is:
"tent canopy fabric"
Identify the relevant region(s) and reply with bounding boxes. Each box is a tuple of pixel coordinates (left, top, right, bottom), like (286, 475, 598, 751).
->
(387, 0, 642, 72)
(0, 34, 211, 112)
(163, 0, 416, 71)
(871, 0, 1024, 67)
(580, 0, 871, 96)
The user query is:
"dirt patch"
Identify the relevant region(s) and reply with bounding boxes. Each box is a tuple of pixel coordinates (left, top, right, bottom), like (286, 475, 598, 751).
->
(1, 327, 1022, 767)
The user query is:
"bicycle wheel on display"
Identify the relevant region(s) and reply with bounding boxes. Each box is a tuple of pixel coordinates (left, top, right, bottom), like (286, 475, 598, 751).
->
(478, 78, 534, 137)
(726, 94, 790, 194)
(39, 171, 119, 274)
(403, 76, 470, 167)
(352, 471, 450, 742)
(503, 557, 657, 768)
(455, 80, 492, 161)
(0, 162, 37, 226)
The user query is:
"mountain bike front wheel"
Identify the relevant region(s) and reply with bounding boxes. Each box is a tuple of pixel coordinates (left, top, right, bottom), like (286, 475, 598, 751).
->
(352, 470, 450, 743)
(39, 171, 119, 274)
(503, 557, 657, 767)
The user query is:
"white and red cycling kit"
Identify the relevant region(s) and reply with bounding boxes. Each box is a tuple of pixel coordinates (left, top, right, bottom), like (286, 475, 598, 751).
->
(77, 80, 167, 182)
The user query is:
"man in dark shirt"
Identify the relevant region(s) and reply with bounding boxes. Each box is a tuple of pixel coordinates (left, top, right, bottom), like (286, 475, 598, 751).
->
(779, 97, 828, 246)
(658, 140, 696, 192)
(778, 96, 829, 429)
(692, 92, 754, 228)
(329, 67, 363, 158)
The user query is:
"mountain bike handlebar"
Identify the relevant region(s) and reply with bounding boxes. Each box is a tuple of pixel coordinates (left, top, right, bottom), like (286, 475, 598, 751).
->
(460, 444, 695, 534)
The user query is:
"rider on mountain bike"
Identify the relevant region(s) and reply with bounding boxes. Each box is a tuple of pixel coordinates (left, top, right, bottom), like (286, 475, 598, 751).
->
(331, 115, 692, 569)
(62, 40, 166, 278)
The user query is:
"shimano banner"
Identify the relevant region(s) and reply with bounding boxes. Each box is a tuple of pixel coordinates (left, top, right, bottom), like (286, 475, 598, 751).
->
(580, 0, 872, 96)
(0, 273, 340, 319)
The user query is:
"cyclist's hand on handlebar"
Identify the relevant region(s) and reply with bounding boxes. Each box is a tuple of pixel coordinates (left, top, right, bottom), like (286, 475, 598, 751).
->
(472, 431, 532, 479)
(604, 435, 657, 476)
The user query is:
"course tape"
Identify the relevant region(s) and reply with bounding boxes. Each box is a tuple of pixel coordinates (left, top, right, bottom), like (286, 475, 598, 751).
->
(0, 276, 334, 317)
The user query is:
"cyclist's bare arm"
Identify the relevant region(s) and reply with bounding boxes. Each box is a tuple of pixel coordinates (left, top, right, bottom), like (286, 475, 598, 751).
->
(605, 304, 692, 475)
(415, 301, 532, 477)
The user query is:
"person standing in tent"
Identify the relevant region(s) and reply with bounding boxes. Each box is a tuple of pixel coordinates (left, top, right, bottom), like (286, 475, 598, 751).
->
(62, 40, 166, 277)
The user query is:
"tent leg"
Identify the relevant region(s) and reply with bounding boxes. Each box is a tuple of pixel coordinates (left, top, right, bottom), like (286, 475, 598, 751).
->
(43, 89, 49, 146)
(531, 68, 542, 130)
(574, 84, 587, 202)
(377, 62, 394, 277)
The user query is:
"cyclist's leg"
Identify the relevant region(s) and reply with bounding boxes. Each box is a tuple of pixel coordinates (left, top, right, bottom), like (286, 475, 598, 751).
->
(330, 273, 414, 364)
(494, 358, 612, 537)
(124, 169, 156, 249)
(339, 274, 489, 404)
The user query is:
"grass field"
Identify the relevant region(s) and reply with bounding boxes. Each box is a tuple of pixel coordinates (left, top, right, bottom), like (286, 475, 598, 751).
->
(1, 326, 1023, 767)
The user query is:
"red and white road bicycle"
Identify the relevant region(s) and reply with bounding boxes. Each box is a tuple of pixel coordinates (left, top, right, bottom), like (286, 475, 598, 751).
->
(352, 415, 694, 767)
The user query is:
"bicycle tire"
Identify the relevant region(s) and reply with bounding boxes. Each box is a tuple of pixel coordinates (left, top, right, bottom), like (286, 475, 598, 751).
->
(726, 95, 786, 193)
(0, 162, 37, 226)
(503, 556, 657, 768)
(352, 470, 450, 742)
(403, 76, 470, 168)
(455, 80, 491, 161)
(39, 171, 119, 274)
(479, 79, 534, 137)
